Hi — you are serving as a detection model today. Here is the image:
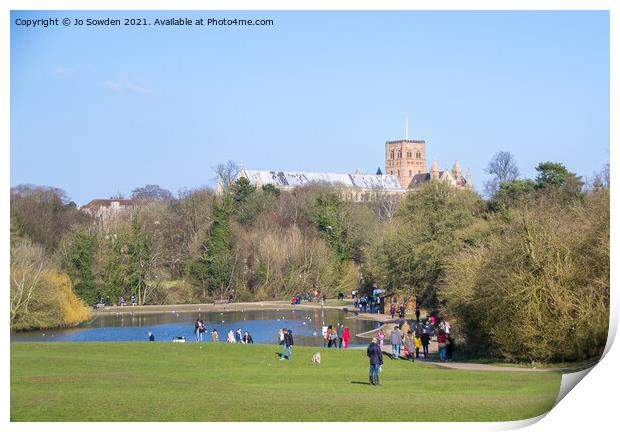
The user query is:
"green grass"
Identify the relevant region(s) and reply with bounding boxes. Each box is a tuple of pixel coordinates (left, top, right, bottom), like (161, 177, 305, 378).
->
(11, 342, 561, 422)
(452, 355, 599, 371)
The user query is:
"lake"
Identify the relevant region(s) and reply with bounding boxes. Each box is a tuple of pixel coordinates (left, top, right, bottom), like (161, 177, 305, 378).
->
(10, 308, 382, 347)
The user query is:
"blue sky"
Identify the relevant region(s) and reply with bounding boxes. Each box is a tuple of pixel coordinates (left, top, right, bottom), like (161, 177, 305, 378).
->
(11, 10, 609, 205)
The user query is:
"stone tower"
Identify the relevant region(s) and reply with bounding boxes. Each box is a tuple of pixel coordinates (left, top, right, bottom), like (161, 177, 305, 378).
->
(385, 139, 426, 189)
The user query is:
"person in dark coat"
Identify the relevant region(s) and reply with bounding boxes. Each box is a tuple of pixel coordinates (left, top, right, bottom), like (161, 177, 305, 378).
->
(242, 331, 254, 344)
(421, 329, 431, 358)
(336, 323, 344, 348)
(399, 304, 406, 319)
(366, 337, 384, 386)
(280, 329, 294, 361)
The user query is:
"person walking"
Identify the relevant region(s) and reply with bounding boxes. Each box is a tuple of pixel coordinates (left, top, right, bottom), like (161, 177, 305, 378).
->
(342, 327, 350, 348)
(399, 304, 406, 319)
(337, 323, 344, 348)
(227, 330, 235, 343)
(324, 326, 332, 347)
(415, 304, 421, 322)
(401, 320, 410, 338)
(437, 330, 447, 362)
(404, 331, 416, 362)
(421, 329, 430, 358)
(278, 328, 285, 346)
(390, 303, 395, 319)
(235, 328, 242, 343)
(329, 327, 338, 348)
(414, 333, 421, 359)
(390, 325, 403, 360)
(211, 329, 219, 343)
(366, 337, 383, 386)
(195, 318, 202, 342)
(280, 328, 294, 361)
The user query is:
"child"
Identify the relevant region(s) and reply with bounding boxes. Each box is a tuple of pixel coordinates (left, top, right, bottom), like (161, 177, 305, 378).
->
(415, 334, 422, 358)
(342, 327, 350, 348)
(378, 329, 385, 348)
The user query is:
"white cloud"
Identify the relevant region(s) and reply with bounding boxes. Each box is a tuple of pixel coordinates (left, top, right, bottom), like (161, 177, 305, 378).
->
(101, 76, 151, 95)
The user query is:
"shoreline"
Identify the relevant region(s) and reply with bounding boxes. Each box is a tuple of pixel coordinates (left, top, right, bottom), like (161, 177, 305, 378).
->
(89, 300, 395, 322)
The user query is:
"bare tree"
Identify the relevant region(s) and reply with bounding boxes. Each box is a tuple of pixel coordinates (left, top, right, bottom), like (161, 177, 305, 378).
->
(366, 190, 401, 222)
(213, 161, 240, 190)
(10, 241, 46, 325)
(131, 184, 174, 202)
(484, 151, 520, 197)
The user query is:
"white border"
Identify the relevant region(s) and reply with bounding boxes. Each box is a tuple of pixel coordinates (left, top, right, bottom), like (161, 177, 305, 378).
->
(2, 1, 617, 431)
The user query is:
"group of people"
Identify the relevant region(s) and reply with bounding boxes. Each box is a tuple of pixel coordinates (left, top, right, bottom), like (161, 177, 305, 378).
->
(365, 315, 455, 385)
(323, 323, 351, 348)
(194, 319, 254, 344)
(386, 324, 426, 361)
(380, 316, 453, 362)
(226, 328, 254, 344)
(117, 295, 137, 307)
(290, 290, 326, 305)
(389, 303, 407, 319)
(354, 295, 381, 313)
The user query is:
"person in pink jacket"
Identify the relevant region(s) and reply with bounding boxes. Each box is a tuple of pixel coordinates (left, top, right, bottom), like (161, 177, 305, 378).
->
(342, 327, 351, 348)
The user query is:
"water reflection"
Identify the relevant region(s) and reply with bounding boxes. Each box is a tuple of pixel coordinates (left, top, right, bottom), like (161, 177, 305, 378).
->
(11, 308, 381, 347)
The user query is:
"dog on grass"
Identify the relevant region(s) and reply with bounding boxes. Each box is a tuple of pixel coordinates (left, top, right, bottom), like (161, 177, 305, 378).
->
(312, 352, 321, 364)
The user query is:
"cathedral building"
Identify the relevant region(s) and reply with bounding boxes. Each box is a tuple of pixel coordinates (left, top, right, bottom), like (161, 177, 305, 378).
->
(235, 135, 472, 197)
(385, 138, 472, 190)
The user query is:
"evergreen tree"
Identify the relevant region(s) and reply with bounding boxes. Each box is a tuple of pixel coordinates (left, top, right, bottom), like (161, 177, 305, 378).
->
(189, 195, 234, 300)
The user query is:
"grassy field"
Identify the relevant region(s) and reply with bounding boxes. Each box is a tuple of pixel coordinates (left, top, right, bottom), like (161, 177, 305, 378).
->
(11, 342, 561, 422)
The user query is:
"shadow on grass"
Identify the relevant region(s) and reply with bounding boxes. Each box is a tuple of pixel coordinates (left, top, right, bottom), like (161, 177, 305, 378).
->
(350, 381, 372, 385)
(274, 351, 290, 360)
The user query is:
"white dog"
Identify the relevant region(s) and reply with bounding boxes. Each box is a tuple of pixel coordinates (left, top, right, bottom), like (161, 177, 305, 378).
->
(312, 352, 321, 364)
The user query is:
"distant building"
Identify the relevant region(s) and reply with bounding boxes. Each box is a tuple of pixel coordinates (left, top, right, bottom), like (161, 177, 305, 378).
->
(385, 138, 472, 190)
(81, 199, 139, 224)
(238, 169, 405, 201)
(409, 160, 473, 190)
(385, 139, 427, 188)
(236, 135, 472, 200)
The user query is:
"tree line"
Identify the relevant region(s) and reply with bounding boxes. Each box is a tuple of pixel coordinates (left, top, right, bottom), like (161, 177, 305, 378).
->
(10, 156, 610, 363)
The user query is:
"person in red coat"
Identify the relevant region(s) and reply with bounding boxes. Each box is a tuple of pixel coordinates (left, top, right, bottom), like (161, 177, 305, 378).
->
(342, 327, 351, 348)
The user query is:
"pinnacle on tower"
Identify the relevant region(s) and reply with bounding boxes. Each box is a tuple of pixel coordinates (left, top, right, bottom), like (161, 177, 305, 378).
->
(452, 160, 462, 180)
(376, 167, 383, 175)
(466, 169, 473, 189)
(430, 160, 439, 180)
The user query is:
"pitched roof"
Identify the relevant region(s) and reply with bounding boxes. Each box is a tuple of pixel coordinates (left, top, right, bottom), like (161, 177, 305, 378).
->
(81, 199, 138, 209)
(410, 173, 431, 186)
(242, 170, 402, 190)
(408, 171, 469, 188)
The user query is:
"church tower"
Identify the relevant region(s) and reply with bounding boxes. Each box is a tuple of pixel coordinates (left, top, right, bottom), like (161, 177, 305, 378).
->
(385, 138, 426, 189)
